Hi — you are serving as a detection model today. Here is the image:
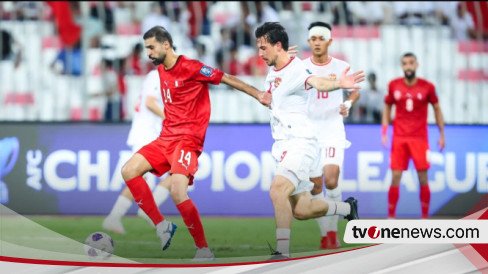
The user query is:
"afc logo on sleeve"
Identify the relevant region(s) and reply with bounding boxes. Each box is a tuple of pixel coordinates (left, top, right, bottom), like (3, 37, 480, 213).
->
(394, 90, 402, 100)
(200, 66, 213, 77)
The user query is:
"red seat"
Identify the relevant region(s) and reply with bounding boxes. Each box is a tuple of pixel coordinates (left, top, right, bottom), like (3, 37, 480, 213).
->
(3, 93, 34, 105)
(332, 26, 380, 39)
(457, 69, 488, 81)
(458, 41, 488, 54)
(69, 107, 102, 121)
(42, 36, 62, 49)
(116, 23, 141, 35)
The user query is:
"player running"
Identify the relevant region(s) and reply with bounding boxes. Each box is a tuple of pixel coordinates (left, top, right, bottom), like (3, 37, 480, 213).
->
(254, 22, 364, 259)
(303, 22, 360, 249)
(121, 26, 271, 261)
(103, 69, 171, 234)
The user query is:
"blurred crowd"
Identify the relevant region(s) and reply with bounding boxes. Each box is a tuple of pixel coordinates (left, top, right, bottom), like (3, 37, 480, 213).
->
(1, 1, 487, 122)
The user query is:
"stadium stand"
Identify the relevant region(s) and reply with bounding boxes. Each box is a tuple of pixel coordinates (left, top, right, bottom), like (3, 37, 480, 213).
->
(0, 1, 487, 123)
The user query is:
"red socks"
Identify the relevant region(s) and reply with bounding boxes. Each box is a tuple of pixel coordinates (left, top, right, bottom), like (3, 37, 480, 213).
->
(388, 184, 431, 218)
(126, 177, 208, 248)
(388, 185, 400, 218)
(126, 176, 163, 225)
(420, 184, 431, 219)
(177, 199, 208, 248)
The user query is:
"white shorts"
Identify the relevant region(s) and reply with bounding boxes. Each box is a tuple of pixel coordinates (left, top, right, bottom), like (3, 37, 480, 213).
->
(127, 122, 161, 153)
(292, 180, 314, 196)
(131, 142, 149, 154)
(318, 139, 351, 169)
(129, 135, 158, 154)
(272, 138, 322, 195)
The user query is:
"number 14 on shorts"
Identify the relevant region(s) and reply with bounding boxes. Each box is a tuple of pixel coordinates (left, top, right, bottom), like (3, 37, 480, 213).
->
(178, 150, 191, 169)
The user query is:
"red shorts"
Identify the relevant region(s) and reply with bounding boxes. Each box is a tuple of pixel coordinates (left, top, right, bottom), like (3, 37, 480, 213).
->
(137, 137, 202, 185)
(390, 137, 430, 171)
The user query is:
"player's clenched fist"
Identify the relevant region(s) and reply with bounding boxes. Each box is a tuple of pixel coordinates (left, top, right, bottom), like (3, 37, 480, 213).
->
(258, 91, 272, 107)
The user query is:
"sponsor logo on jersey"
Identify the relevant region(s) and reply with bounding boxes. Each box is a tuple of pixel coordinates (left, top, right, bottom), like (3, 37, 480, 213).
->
(200, 66, 213, 77)
(306, 69, 312, 74)
(417, 93, 422, 100)
(274, 77, 282, 88)
(328, 74, 337, 80)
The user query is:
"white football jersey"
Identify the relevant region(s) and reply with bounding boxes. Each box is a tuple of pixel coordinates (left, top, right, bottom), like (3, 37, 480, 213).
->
(127, 70, 163, 149)
(303, 57, 350, 145)
(265, 57, 316, 140)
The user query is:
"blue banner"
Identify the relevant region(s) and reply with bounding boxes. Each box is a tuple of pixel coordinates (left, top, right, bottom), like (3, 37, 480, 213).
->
(1, 123, 487, 217)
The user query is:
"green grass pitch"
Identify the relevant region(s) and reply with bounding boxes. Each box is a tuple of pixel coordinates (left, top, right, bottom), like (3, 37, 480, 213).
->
(9, 215, 367, 264)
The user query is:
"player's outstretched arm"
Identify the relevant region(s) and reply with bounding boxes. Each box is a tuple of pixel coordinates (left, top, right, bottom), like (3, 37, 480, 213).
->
(433, 103, 445, 151)
(381, 103, 392, 147)
(306, 67, 365, 92)
(220, 73, 271, 106)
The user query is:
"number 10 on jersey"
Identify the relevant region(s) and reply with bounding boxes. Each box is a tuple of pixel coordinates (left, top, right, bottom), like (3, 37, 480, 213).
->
(317, 91, 329, 99)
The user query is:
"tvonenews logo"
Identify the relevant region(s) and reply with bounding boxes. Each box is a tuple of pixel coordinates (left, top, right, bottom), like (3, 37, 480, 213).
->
(344, 220, 488, 244)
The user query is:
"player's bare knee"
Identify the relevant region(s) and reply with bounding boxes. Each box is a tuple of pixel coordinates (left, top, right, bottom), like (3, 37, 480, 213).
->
(121, 162, 138, 181)
(391, 171, 402, 185)
(293, 211, 307, 220)
(325, 178, 338, 190)
(169, 187, 184, 204)
(417, 170, 428, 185)
(269, 185, 282, 203)
(269, 181, 288, 203)
(159, 176, 172, 189)
(293, 208, 309, 220)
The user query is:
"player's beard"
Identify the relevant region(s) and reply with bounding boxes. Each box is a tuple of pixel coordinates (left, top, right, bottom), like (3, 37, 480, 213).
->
(404, 70, 416, 80)
(151, 54, 165, 66)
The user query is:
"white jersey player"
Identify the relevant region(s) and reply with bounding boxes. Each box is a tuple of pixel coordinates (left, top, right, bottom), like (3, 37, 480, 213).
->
(255, 22, 363, 260)
(103, 69, 171, 234)
(266, 56, 322, 196)
(126, 70, 164, 152)
(304, 22, 360, 250)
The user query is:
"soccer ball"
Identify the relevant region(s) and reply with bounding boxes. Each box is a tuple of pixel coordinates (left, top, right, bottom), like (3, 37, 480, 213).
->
(84, 232, 114, 260)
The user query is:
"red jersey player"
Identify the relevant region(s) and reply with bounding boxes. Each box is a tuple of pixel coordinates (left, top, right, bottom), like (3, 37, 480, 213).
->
(121, 26, 271, 261)
(382, 52, 445, 219)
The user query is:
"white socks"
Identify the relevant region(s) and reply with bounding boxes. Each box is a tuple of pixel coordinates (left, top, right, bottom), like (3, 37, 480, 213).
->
(153, 185, 170, 206)
(108, 195, 132, 219)
(325, 200, 351, 216)
(276, 228, 290, 257)
(325, 187, 342, 232)
(324, 187, 349, 216)
(314, 188, 344, 235)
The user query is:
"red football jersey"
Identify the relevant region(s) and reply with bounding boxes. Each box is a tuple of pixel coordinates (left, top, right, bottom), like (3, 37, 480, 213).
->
(157, 55, 224, 147)
(385, 77, 438, 139)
